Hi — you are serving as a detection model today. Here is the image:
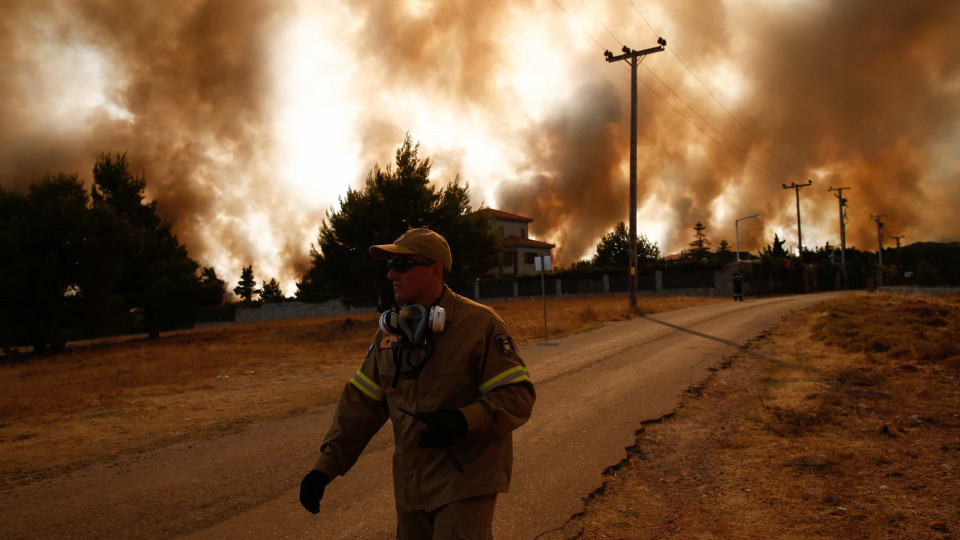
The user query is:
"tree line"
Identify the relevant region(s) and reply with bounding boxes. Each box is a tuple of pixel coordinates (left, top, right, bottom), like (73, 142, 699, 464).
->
(0, 136, 501, 352)
(0, 154, 225, 353)
(572, 218, 958, 291)
(5, 136, 954, 353)
(0, 136, 757, 355)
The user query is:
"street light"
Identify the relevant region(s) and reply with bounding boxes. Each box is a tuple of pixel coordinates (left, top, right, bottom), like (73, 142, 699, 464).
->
(736, 213, 761, 262)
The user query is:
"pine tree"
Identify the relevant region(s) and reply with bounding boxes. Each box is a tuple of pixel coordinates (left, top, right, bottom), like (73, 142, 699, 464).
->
(688, 222, 711, 258)
(260, 278, 284, 303)
(234, 265, 257, 303)
(716, 239, 734, 262)
(91, 153, 214, 338)
(761, 233, 788, 258)
(297, 134, 499, 307)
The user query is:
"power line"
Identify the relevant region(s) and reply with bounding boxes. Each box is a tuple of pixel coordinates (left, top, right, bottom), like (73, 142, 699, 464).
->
(632, 66, 785, 182)
(625, 0, 798, 178)
(625, 0, 659, 37)
(637, 62, 785, 181)
(553, 0, 632, 75)
(551, 0, 613, 55)
(572, 0, 786, 181)
(579, 0, 623, 47)
(666, 48, 795, 176)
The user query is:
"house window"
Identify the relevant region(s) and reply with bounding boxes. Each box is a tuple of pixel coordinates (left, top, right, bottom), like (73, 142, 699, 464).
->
(503, 252, 514, 266)
(520, 228, 527, 238)
(524, 252, 536, 264)
(497, 226, 504, 238)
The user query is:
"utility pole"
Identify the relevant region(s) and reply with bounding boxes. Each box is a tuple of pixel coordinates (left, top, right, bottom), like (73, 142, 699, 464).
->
(892, 235, 904, 249)
(782, 180, 812, 261)
(605, 38, 666, 310)
(828, 186, 850, 289)
(871, 214, 886, 286)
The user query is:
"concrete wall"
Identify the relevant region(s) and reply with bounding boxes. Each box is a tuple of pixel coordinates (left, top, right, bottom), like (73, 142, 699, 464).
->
(204, 264, 828, 327)
(201, 300, 373, 327)
(475, 269, 727, 300)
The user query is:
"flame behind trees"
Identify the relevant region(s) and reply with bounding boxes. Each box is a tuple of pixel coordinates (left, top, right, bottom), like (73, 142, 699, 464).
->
(296, 135, 499, 308)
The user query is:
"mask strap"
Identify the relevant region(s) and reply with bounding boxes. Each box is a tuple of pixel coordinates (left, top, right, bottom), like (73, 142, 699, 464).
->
(391, 340, 404, 389)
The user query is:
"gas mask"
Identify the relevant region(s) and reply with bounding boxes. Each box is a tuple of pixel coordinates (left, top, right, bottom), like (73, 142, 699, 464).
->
(379, 304, 446, 341)
(379, 304, 446, 387)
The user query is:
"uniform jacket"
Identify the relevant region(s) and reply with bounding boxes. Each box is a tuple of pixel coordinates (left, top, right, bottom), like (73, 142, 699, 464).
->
(313, 285, 536, 511)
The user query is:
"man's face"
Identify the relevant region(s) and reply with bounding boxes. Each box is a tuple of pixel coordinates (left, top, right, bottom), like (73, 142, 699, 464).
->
(386, 255, 441, 305)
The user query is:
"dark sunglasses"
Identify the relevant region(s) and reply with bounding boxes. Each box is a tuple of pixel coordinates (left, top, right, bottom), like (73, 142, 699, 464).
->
(387, 258, 436, 273)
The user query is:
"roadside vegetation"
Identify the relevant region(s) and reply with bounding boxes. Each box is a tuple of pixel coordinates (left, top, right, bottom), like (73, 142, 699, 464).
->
(570, 292, 960, 539)
(0, 294, 723, 490)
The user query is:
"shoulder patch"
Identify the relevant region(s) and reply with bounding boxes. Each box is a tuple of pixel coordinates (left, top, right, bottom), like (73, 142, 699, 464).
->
(379, 334, 399, 349)
(495, 333, 516, 357)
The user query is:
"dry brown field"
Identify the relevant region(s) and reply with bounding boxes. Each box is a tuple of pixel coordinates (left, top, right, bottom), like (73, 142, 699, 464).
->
(0, 294, 722, 490)
(570, 292, 960, 539)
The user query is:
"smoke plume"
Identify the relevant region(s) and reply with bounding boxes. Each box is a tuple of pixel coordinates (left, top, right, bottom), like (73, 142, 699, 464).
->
(494, 0, 960, 262)
(1, 0, 310, 285)
(1, 0, 958, 283)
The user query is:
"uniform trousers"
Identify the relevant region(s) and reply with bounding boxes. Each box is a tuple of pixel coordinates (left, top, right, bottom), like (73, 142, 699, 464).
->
(396, 494, 497, 540)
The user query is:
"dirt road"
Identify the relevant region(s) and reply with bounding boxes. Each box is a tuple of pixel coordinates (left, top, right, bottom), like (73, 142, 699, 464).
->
(0, 292, 850, 539)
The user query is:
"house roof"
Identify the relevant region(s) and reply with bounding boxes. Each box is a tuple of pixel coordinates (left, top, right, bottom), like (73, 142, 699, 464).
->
(481, 208, 534, 223)
(502, 236, 555, 249)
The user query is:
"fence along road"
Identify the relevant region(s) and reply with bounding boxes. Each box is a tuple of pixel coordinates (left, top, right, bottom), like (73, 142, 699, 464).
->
(0, 292, 852, 539)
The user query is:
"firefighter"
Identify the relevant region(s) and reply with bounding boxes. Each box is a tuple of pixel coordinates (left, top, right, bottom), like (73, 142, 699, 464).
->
(299, 228, 536, 540)
(732, 270, 744, 301)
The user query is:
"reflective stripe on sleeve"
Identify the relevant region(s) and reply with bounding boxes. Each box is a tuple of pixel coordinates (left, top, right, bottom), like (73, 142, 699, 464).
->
(478, 365, 532, 393)
(349, 370, 384, 401)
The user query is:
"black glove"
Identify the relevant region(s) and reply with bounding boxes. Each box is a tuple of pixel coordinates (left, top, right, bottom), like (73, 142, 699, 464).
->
(299, 470, 329, 514)
(418, 409, 468, 449)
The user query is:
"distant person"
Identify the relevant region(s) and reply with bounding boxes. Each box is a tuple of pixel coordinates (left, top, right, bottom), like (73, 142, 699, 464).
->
(732, 271, 744, 301)
(299, 227, 536, 539)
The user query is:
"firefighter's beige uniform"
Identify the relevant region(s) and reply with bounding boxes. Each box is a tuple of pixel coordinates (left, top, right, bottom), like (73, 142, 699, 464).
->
(312, 285, 535, 531)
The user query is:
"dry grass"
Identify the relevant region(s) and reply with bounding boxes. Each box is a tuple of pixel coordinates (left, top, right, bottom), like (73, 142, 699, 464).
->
(488, 294, 724, 342)
(0, 315, 380, 419)
(811, 292, 960, 365)
(0, 294, 723, 490)
(0, 315, 382, 487)
(570, 292, 960, 539)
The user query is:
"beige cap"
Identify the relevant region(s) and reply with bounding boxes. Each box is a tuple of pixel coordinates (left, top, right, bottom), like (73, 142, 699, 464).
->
(369, 228, 453, 270)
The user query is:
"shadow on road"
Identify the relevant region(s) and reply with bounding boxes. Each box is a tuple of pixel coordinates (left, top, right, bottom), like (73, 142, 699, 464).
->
(641, 315, 743, 349)
(641, 314, 797, 367)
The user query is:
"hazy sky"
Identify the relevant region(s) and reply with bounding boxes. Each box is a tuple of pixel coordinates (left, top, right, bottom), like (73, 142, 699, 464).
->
(2, 0, 958, 293)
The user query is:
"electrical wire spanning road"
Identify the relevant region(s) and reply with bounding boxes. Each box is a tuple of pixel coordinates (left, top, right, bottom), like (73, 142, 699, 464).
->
(0, 292, 851, 539)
